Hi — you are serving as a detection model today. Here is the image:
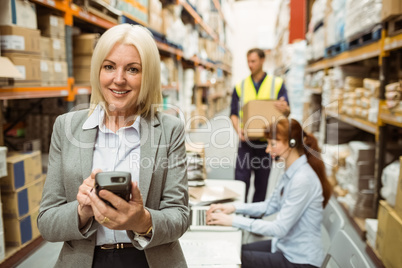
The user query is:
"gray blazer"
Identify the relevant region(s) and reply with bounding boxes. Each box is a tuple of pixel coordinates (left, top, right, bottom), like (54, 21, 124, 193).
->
(38, 109, 190, 268)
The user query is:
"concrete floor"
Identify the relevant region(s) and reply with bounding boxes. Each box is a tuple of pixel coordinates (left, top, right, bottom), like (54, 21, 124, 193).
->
(16, 108, 376, 267)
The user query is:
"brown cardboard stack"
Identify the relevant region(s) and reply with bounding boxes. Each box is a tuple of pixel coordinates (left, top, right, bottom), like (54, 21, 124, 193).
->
(148, 0, 163, 33)
(0, 25, 41, 86)
(0, 0, 38, 30)
(161, 57, 178, 85)
(353, 87, 373, 120)
(385, 82, 402, 111)
(376, 156, 402, 268)
(73, 33, 100, 84)
(37, 15, 67, 86)
(382, 0, 402, 21)
(340, 76, 364, 116)
(0, 151, 43, 247)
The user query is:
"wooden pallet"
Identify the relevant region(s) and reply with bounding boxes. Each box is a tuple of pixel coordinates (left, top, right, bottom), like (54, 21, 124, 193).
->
(347, 25, 382, 50)
(388, 15, 402, 37)
(324, 42, 348, 58)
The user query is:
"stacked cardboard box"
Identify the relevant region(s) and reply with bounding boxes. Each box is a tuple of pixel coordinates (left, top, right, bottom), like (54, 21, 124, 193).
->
(73, 33, 100, 84)
(161, 57, 178, 86)
(0, 25, 41, 86)
(117, 0, 148, 23)
(341, 76, 363, 116)
(148, 0, 162, 33)
(0, 151, 43, 247)
(0, 0, 37, 30)
(382, 0, 402, 21)
(37, 15, 67, 86)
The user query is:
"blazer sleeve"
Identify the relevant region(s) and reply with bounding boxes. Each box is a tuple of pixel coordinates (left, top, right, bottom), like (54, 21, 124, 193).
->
(37, 114, 97, 242)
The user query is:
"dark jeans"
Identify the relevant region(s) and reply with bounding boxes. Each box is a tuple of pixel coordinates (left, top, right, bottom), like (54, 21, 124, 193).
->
(242, 240, 318, 268)
(92, 246, 149, 268)
(235, 140, 271, 202)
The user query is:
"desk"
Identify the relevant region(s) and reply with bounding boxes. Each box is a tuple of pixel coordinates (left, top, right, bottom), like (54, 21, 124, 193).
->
(180, 179, 245, 268)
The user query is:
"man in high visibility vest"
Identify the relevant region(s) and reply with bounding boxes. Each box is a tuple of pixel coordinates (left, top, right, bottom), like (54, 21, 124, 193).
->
(230, 48, 290, 203)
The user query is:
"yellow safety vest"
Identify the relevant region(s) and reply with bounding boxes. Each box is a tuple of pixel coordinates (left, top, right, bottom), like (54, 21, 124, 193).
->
(235, 74, 283, 126)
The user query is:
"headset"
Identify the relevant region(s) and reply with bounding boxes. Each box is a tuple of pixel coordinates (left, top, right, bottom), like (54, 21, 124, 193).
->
(288, 118, 297, 148)
(274, 118, 296, 161)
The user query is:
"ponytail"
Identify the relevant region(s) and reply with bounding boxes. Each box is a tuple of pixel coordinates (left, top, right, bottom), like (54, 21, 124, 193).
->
(302, 132, 332, 208)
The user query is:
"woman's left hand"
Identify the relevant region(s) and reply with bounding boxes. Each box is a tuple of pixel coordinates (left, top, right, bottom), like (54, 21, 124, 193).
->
(89, 181, 152, 233)
(206, 211, 233, 227)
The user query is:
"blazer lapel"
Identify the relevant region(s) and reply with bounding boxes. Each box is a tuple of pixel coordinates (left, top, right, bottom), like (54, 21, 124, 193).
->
(79, 128, 97, 180)
(139, 115, 161, 203)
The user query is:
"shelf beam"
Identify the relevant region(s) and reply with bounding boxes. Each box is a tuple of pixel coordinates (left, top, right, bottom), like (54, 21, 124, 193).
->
(326, 110, 377, 134)
(178, 0, 218, 41)
(30, 0, 68, 12)
(384, 33, 402, 51)
(306, 41, 381, 72)
(71, 3, 116, 29)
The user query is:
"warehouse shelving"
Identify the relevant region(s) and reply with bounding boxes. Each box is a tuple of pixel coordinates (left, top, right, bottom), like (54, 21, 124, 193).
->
(326, 110, 377, 135)
(305, 40, 381, 73)
(304, 19, 402, 266)
(1, 0, 232, 102)
(0, 0, 232, 265)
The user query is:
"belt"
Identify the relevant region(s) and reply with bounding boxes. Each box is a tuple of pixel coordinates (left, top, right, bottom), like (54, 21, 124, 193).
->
(97, 243, 135, 250)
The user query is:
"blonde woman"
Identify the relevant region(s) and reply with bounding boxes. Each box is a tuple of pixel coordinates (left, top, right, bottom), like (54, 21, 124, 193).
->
(38, 24, 189, 268)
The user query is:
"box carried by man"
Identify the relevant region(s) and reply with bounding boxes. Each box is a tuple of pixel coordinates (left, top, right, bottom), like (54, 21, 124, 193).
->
(242, 99, 286, 139)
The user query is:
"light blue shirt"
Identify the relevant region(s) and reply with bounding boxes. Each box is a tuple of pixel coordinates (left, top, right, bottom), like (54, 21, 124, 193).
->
(82, 105, 141, 245)
(232, 155, 325, 267)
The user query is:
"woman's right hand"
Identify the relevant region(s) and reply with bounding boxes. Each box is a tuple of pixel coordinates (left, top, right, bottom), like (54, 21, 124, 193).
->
(207, 204, 235, 215)
(77, 169, 102, 228)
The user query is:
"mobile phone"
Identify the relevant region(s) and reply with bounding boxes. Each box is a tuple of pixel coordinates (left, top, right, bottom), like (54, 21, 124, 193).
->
(95, 171, 132, 208)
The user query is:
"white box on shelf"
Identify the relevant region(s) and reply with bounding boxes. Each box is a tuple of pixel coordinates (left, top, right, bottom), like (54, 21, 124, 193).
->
(0, 147, 8, 178)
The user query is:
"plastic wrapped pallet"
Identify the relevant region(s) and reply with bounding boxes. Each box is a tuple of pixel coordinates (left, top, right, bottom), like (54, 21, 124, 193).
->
(345, 0, 382, 40)
(381, 160, 400, 207)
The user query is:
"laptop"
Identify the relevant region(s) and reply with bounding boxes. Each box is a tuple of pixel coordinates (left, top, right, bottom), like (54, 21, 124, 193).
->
(189, 185, 240, 206)
(189, 206, 239, 232)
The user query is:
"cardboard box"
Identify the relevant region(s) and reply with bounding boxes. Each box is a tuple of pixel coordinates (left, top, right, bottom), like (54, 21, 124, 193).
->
(50, 38, 66, 60)
(0, 56, 23, 79)
(37, 14, 65, 38)
(73, 34, 100, 55)
(40, 37, 51, 59)
(52, 60, 68, 85)
(381, 207, 402, 268)
(382, 0, 402, 21)
(242, 100, 286, 139)
(1, 175, 45, 218)
(394, 156, 402, 219)
(73, 66, 91, 84)
(0, 0, 38, 30)
(40, 59, 54, 85)
(73, 55, 92, 67)
(0, 151, 42, 191)
(376, 200, 391, 257)
(3, 207, 40, 247)
(2, 52, 41, 86)
(0, 25, 40, 54)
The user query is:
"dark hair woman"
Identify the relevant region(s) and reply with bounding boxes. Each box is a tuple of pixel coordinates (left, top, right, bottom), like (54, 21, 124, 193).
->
(206, 118, 332, 268)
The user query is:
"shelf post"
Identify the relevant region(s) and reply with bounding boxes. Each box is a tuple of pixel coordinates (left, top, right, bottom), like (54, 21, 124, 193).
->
(374, 24, 390, 213)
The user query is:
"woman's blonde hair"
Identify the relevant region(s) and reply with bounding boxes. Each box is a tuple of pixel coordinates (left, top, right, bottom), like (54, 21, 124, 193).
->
(89, 24, 162, 117)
